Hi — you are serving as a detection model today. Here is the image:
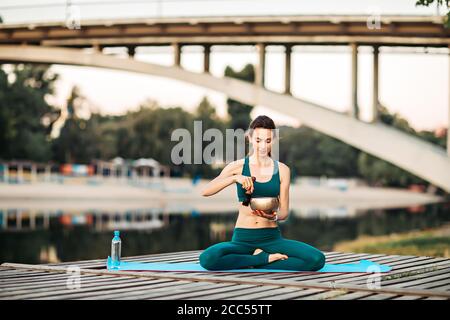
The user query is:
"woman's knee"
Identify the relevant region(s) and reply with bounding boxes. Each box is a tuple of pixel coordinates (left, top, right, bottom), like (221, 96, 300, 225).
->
(311, 251, 326, 271)
(199, 246, 222, 270)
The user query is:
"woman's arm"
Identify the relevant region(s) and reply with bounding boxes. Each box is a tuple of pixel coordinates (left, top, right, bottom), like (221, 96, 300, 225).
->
(200, 160, 245, 197)
(277, 163, 290, 221)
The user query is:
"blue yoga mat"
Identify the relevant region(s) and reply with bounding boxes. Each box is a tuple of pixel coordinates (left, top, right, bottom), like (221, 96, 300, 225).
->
(106, 256, 391, 273)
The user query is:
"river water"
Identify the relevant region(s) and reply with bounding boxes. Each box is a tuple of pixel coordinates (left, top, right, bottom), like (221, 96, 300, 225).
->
(1, 201, 449, 264)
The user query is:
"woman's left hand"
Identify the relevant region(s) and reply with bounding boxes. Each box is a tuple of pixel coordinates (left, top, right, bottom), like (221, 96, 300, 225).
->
(252, 210, 277, 220)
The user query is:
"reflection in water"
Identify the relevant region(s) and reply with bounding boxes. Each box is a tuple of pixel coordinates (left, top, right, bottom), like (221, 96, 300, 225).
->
(0, 202, 449, 264)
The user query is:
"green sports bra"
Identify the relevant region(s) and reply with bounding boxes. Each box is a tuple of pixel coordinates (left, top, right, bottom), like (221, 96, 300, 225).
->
(236, 156, 280, 202)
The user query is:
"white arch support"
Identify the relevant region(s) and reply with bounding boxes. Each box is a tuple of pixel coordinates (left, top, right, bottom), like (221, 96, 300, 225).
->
(1, 45, 449, 192)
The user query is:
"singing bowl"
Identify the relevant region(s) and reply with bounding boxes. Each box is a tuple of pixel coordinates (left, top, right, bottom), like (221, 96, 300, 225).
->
(249, 197, 279, 214)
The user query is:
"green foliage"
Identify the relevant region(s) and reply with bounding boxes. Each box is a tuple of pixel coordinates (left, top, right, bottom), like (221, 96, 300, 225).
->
(0, 64, 60, 162)
(1, 63, 447, 188)
(279, 126, 360, 178)
(192, 97, 225, 178)
(356, 105, 433, 187)
(51, 86, 101, 163)
(416, 0, 450, 28)
(224, 64, 255, 130)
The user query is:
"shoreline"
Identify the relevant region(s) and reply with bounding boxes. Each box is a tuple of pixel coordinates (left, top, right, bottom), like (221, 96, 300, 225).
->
(0, 178, 445, 215)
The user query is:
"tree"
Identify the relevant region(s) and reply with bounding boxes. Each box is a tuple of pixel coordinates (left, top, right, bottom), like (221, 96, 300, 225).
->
(51, 86, 100, 163)
(416, 0, 450, 28)
(357, 105, 427, 187)
(0, 64, 61, 162)
(279, 126, 360, 179)
(192, 96, 225, 178)
(224, 64, 255, 130)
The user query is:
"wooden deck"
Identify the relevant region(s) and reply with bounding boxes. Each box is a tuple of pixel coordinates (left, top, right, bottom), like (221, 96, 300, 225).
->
(1, 250, 449, 300)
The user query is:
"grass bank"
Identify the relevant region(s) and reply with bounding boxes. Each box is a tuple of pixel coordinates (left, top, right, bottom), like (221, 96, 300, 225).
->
(333, 223, 450, 258)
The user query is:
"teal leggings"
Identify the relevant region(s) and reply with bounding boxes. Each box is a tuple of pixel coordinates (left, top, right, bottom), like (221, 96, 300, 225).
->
(199, 227, 326, 271)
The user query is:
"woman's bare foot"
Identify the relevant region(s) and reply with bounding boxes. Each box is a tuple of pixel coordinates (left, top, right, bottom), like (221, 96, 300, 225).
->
(253, 248, 263, 255)
(253, 249, 288, 263)
(268, 253, 288, 263)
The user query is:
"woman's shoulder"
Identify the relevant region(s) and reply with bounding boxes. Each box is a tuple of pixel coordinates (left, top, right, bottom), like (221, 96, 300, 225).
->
(221, 158, 245, 174)
(276, 161, 290, 174)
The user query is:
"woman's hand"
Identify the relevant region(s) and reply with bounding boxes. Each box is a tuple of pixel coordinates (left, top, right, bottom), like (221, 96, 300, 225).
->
(252, 210, 277, 220)
(235, 175, 254, 194)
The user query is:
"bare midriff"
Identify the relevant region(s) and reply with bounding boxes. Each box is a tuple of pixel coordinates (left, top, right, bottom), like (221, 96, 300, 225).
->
(235, 204, 277, 229)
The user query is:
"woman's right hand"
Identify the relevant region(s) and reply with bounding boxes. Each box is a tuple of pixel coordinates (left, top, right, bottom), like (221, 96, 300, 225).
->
(235, 175, 254, 194)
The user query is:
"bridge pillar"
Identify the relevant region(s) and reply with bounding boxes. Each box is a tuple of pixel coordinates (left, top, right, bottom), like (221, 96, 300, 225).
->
(203, 44, 211, 73)
(284, 45, 292, 95)
(256, 43, 266, 87)
(372, 45, 379, 123)
(91, 43, 102, 53)
(351, 43, 359, 119)
(173, 43, 181, 67)
(127, 46, 136, 58)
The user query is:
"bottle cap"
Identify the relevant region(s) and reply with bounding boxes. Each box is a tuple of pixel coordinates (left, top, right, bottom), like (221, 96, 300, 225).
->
(114, 230, 120, 237)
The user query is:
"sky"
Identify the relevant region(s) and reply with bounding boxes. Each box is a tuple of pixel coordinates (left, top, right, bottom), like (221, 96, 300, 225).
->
(1, 0, 449, 131)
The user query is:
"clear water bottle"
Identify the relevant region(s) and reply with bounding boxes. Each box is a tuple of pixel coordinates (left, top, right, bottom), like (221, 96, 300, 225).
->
(111, 230, 121, 267)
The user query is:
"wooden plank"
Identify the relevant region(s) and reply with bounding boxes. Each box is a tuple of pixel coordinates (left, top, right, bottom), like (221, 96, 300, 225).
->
(391, 295, 426, 300)
(3, 262, 450, 299)
(0, 275, 114, 289)
(380, 269, 450, 288)
(391, 277, 450, 290)
(0, 271, 109, 283)
(116, 282, 239, 300)
(0, 277, 170, 298)
(243, 255, 431, 284)
(334, 268, 449, 292)
(339, 263, 450, 287)
(0, 272, 114, 283)
(222, 286, 299, 300)
(432, 284, 450, 290)
(1, 279, 147, 298)
(421, 296, 449, 300)
(47, 280, 203, 300)
(192, 285, 280, 300)
(327, 291, 373, 300)
(151, 284, 258, 300)
(334, 259, 450, 285)
(0, 267, 16, 272)
(294, 289, 350, 300)
(78, 280, 221, 300)
(358, 293, 398, 300)
(315, 256, 437, 283)
(263, 288, 327, 300)
(0, 275, 120, 291)
(4, 277, 172, 300)
(194, 285, 301, 300)
(0, 270, 58, 279)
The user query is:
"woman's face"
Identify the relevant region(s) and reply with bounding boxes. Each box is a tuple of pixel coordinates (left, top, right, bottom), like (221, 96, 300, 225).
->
(249, 127, 274, 156)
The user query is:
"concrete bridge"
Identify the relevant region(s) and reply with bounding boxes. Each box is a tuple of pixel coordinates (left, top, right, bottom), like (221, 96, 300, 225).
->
(0, 15, 449, 192)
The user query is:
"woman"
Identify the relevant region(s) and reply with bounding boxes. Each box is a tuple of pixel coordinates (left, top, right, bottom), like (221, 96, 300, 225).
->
(199, 115, 326, 271)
